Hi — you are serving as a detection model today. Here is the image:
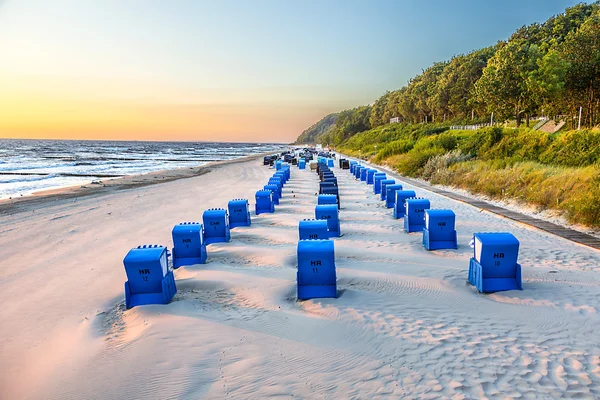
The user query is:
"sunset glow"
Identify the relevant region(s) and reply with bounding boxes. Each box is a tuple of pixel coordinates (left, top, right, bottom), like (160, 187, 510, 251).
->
(0, 0, 582, 142)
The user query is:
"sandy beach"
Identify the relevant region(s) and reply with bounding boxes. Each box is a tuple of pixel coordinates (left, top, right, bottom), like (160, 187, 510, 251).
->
(2, 156, 600, 399)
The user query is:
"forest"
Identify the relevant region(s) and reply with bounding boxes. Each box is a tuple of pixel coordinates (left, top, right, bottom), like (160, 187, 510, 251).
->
(297, 2, 600, 146)
(295, 2, 600, 228)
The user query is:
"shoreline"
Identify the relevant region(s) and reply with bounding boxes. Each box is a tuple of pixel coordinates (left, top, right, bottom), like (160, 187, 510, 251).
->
(0, 151, 277, 216)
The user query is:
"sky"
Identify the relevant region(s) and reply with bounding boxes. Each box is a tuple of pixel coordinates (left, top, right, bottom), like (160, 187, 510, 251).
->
(0, 0, 588, 143)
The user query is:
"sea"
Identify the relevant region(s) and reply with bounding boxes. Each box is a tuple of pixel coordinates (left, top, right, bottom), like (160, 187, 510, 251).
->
(0, 139, 283, 199)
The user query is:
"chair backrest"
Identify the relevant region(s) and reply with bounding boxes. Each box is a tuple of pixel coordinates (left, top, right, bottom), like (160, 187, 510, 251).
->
(380, 180, 396, 200)
(255, 190, 274, 214)
(425, 209, 456, 241)
(317, 194, 338, 205)
(385, 184, 404, 207)
(354, 166, 364, 179)
(172, 222, 204, 258)
(473, 232, 520, 277)
(405, 198, 431, 225)
(299, 219, 329, 240)
(366, 169, 378, 184)
(297, 240, 336, 286)
(264, 184, 280, 199)
(394, 190, 417, 216)
(315, 204, 340, 236)
(360, 168, 368, 181)
(374, 174, 387, 193)
(203, 208, 229, 238)
(228, 199, 250, 225)
(123, 245, 168, 294)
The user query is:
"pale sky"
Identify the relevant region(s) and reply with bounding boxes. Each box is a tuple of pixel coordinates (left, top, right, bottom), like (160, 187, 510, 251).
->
(0, 0, 585, 143)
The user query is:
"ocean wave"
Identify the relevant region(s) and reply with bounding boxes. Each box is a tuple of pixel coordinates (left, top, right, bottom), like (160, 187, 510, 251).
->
(0, 173, 57, 184)
(0, 139, 283, 197)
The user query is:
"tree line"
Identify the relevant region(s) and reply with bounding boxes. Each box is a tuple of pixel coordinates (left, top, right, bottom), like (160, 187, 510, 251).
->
(307, 2, 600, 146)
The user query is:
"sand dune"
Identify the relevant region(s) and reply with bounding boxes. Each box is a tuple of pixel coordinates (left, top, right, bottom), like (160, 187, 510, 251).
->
(1, 158, 600, 399)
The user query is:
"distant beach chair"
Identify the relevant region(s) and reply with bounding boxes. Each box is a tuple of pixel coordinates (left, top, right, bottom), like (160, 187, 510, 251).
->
(297, 239, 337, 300)
(299, 159, 306, 169)
(123, 245, 176, 309)
(360, 167, 368, 182)
(317, 162, 328, 175)
(380, 179, 396, 201)
(327, 158, 334, 167)
(228, 199, 251, 228)
(315, 204, 340, 237)
(349, 161, 358, 173)
(275, 160, 282, 170)
(274, 171, 287, 184)
(202, 208, 231, 244)
(270, 174, 284, 190)
(299, 219, 329, 240)
(366, 169, 378, 184)
(323, 176, 338, 187)
(468, 232, 522, 293)
(385, 184, 404, 208)
(318, 194, 338, 206)
(403, 198, 431, 232)
(393, 190, 416, 218)
(320, 172, 335, 182)
(264, 184, 280, 205)
(172, 222, 208, 268)
(373, 173, 387, 194)
(354, 165, 364, 179)
(320, 169, 334, 180)
(422, 210, 458, 250)
(255, 190, 275, 215)
(268, 177, 283, 197)
(281, 164, 291, 180)
(321, 186, 340, 209)
(319, 181, 335, 194)
(352, 165, 360, 178)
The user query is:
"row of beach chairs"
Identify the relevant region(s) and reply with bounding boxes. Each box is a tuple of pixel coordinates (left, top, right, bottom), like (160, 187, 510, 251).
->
(296, 158, 339, 300)
(122, 159, 293, 309)
(346, 159, 523, 294)
(121, 153, 524, 311)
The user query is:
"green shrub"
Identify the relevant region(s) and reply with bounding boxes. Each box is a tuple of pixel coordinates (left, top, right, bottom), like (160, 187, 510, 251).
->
(435, 134, 459, 151)
(422, 150, 472, 180)
(374, 139, 414, 161)
(338, 124, 600, 228)
(540, 129, 600, 167)
(395, 146, 446, 176)
(424, 126, 450, 135)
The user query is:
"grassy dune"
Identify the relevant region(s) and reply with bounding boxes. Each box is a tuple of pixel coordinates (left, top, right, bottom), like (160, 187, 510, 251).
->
(338, 124, 600, 228)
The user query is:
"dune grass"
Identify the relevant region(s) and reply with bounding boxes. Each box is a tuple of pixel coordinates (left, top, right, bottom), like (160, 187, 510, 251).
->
(337, 125, 600, 228)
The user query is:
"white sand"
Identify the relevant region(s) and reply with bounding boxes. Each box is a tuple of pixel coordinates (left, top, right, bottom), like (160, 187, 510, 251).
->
(1, 158, 600, 399)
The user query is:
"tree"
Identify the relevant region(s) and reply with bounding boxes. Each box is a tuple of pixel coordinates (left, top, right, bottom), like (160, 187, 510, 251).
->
(328, 106, 372, 144)
(406, 62, 447, 123)
(434, 47, 496, 121)
(369, 92, 390, 128)
(527, 49, 568, 117)
(560, 10, 600, 127)
(293, 1, 600, 144)
(383, 90, 403, 123)
(475, 40, 543, 126)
